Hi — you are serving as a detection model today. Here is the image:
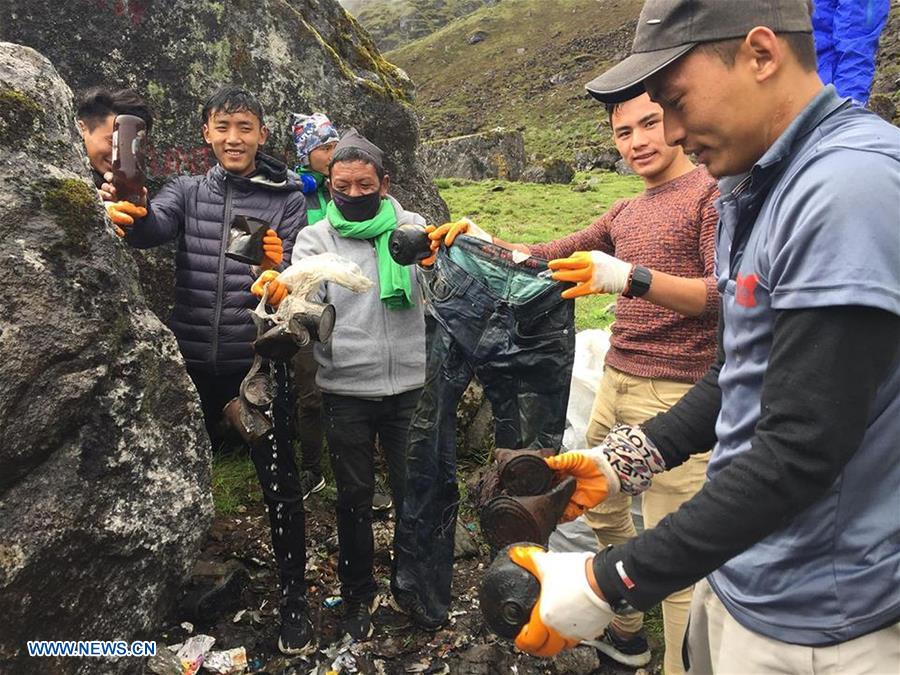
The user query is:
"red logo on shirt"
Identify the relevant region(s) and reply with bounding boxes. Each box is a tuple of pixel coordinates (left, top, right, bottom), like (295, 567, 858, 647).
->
(736, 273, 759, 308)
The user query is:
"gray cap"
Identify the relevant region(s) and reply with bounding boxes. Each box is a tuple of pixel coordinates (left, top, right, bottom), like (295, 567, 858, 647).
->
(334, 127, 385, 169)
(585, 0, 813, 103)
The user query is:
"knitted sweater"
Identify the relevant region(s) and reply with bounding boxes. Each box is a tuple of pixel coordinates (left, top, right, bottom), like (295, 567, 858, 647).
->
(530, 166, 719, 383)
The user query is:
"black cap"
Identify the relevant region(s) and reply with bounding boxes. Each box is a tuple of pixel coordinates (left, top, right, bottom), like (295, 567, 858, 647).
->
(334, 128, 385, 169)
(585, 0, 813, 103)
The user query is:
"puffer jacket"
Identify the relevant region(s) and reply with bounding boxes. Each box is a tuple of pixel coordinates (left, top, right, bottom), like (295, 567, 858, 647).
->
(292, 195, 427, 398)
(127, 153, 307, 374)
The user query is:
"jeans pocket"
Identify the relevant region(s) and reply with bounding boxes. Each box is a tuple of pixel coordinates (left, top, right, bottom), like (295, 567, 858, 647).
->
(426, 273, 461, 303)
(513, 304, 572, 345)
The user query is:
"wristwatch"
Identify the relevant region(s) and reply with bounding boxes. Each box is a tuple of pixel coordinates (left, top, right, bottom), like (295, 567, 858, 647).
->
(623, 264, 652, 298)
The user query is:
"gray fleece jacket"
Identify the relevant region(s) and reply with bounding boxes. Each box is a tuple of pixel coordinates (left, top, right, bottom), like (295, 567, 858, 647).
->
(292, 195, 426, 398)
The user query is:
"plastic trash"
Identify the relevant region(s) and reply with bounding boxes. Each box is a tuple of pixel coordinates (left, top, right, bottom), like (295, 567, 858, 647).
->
(202, 647, 248, 674)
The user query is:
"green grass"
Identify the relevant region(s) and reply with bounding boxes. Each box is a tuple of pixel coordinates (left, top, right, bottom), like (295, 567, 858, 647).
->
(437, 172, 644, 329)
(211, 445, 337, 516)
(211, 452, 261, 516)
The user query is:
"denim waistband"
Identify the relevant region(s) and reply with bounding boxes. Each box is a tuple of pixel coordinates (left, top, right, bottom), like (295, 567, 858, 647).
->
(433, 235, 572, 317)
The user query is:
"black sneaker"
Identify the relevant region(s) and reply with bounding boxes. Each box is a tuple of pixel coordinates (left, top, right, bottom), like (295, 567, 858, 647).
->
(342, 597, 377, 641)
(372, 492, 393, 512)
(584, 627, 651, 667)
(300, 471, 325, 500)
(278, 611, 316, 656)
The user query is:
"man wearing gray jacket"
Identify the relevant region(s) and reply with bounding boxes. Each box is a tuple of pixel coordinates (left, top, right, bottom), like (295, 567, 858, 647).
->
(286, 130, 426, 642)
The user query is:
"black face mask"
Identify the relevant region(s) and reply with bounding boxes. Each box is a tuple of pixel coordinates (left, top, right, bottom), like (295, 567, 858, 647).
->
(331, 189, 382, 222)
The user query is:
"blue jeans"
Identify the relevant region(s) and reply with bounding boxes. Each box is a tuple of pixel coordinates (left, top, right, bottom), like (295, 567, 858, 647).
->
(393, 236, 575, 626)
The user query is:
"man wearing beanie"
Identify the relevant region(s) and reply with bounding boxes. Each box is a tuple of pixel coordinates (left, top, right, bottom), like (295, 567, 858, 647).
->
(501, 1, 899, 671)
(255, 129, 427, 642)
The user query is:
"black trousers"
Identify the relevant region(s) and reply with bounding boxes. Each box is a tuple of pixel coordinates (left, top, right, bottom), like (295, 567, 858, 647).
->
(292, 344, 324, 475)
(186, 366, 249, 452)
(322, 388, 422, 603)
(190, 363, 307, 616)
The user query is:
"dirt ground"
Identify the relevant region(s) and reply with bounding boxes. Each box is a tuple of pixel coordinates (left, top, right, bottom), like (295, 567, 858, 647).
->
(154, 484, 662, 675)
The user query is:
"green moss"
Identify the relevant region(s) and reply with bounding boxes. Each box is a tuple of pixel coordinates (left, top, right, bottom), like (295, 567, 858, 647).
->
(0, 88, 43, 146)
(43, 178, 100, 252)
(277, 0, 413, 104)
(145, 81, 167, 104)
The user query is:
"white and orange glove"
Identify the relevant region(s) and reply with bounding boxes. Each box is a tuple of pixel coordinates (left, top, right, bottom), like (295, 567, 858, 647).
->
(260, 229, 284, 271)
(507, 545, 614, 657)
(420, 218, 492, 266)
(105, 201, 147, 237)
(546, 424, 666, 521)
(547, 250, 632, 299)
(250, 270, 288, 308)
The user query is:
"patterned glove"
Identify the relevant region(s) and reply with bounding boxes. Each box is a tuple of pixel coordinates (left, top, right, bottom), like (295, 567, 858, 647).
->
(547, 251, 632, 299)
(508, 545, 614, 657)
(601, 424, 667, 495)
(251, 270, 288, 307)
(545, 424, 666, 520)
(105, 200, 147, 236)
(260, 229, 284, 271)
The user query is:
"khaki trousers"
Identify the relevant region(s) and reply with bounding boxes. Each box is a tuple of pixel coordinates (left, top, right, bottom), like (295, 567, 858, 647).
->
(687, 578, 900, 674)
(584, 366, 710, 675)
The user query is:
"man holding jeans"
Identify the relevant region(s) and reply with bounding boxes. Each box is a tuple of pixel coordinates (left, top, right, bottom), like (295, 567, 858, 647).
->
(432, 91, 718, 671)
(506, 1, 899, 671)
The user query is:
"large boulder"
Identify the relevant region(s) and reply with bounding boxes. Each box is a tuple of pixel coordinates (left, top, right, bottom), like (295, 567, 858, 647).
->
(0, 0, 450, 317)
(0, 42, 212, 674)
(420, 129, 527, 181)
(520, 157, 575, 184)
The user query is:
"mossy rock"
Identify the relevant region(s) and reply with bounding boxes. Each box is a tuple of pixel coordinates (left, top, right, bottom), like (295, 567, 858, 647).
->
(43, 178, 101, 252)
(0, 88, 43, 146)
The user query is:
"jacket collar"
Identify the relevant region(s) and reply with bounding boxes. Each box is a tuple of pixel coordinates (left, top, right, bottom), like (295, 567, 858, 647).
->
(208, 152, 301, 192)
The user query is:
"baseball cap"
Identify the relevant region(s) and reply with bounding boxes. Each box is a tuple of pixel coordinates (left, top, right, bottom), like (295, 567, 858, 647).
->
(585, 0, 813, 103)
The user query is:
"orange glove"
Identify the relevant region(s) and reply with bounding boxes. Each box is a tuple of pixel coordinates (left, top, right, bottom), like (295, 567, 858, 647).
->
(546, 424, 667, 521)
(260, 229, 284, 271)
(545, 451, 615, 522)
(418, 225, 438, 267)
(251, 270, 288, 307)
(507, 545, 613, 657)
(424, 218, 493, 263)
(547, 251, 632, 299)
(105, 201, 147, 237)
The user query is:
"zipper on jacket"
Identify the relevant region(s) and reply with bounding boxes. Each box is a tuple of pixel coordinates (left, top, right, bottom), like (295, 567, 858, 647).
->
(211, 177, 234, 373)
(374, 241, 396, 393)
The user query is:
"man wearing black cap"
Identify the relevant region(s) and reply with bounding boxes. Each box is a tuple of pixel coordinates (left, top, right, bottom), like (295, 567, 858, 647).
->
(262, 129, 428, 642)
(501, 0, 900, 670)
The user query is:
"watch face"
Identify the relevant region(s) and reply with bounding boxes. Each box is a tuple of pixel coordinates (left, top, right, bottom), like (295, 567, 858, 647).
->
(628, 265, 652, 297)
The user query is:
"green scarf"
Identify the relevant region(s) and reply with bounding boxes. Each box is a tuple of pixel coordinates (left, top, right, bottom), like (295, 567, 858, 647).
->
(326, 198, 414, 310)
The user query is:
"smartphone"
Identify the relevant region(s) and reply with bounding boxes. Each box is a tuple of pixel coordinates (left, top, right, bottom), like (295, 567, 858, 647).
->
(111, 114, 147, 203)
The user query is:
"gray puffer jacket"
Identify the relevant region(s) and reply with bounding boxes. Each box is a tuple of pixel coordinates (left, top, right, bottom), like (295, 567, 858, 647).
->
(127, 154, 306, 374)
(293, 195, 426, 398)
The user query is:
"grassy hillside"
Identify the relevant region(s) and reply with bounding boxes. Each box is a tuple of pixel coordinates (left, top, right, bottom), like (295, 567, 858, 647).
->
(386, 0, 643, 159)
(385, 0, 900, 161)
(344, 0, 493, 52)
